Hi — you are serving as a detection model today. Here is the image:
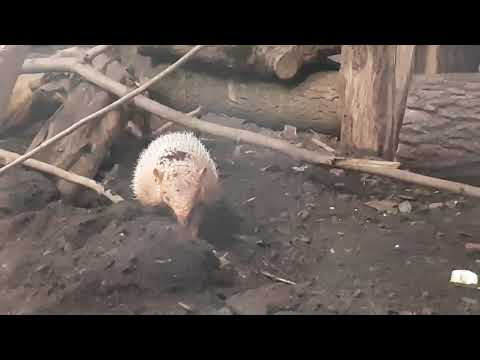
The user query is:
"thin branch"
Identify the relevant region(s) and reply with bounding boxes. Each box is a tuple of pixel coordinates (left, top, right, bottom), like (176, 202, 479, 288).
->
(0, 148, 123, 203)
(83, 45, 113, 63)
(18, 55, 480, 199)
(309, 131, 336, 154)
(151, 106, 203, 137)
(0, 45, 207, 177)
(260, 270, 297, 285)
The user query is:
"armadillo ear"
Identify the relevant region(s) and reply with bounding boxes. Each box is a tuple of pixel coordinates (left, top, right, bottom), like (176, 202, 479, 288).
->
(153, 168, 164, 184)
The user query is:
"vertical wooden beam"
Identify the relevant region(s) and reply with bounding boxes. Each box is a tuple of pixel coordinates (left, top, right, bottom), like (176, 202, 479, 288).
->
(338, 45, 416, 160)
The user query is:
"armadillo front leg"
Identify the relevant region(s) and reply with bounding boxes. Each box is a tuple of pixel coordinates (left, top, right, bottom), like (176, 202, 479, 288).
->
(187, 204, 206, 238)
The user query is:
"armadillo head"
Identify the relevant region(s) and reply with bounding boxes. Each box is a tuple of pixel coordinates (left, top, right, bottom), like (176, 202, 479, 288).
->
(153, 166, 207, 226)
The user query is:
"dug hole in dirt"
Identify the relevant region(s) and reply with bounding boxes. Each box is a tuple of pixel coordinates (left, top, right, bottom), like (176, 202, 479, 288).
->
(1, 111, 480, 315)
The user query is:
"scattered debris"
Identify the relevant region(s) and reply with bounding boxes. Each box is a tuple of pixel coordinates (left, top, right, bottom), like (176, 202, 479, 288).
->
(365, 199, 398, 212)
(178, 302, 194, 312)
(297, 208, 311, 220)
(445, 200, 458, 209)
(329, 168, 345, 177)
(260, 271, 296, 285)
(428, 202, 444, 209)
(296, 235, 311, 244)
(461, 297, 478, 305)
(398, 201, 413, 214)
(242, 197, 256, 205)
(450, 270, 478, 286)
(281, 125, 297, 140)
(292, 165, 309, 172)
(398, 194, 416, 201)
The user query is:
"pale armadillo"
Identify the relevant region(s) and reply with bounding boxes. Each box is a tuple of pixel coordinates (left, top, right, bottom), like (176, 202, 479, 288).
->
(131, 131, 220, 236)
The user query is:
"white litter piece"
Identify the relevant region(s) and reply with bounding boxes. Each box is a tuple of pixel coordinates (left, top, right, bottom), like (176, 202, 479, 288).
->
(450, 270, 478, 286)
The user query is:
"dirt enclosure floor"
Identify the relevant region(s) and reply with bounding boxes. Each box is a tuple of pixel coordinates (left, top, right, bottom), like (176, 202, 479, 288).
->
(1, 110, 480, 315)
(1, 45, 479, 314)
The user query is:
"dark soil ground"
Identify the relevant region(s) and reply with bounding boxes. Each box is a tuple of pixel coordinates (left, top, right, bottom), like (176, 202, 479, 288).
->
(1, 110, 480, 315)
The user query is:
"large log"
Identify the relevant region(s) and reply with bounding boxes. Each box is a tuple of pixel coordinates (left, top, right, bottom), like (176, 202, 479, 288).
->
(0, 45, 31, 129)
(137, 45, 341, 80)
(136, 62, 340, 134)
(414, 45, 480, 74)
(397, 73, 480, 183)
(338, 45, 416, 160)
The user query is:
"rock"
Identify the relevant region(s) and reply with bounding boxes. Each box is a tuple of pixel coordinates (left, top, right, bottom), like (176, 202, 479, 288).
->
(428, 202, 444, 209)
(398, 201, 413, 214)
(226, 284, 294, 315)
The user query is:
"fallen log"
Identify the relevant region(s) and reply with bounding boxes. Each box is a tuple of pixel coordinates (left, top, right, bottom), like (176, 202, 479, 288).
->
(27, 52, 128, 200)
(135, 62, 340, 134)
(397, 73, 480, 184)
(0, 74, 44, 134)
(0, 45, 32, 130)
(414, 45, 480, 74)
(137, 45, 341, 81)
(16, 55, 480, 199)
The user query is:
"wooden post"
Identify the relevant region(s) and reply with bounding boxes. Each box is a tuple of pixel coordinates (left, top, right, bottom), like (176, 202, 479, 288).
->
(338, 45, 416, 160)
(0, 45, 31, 123)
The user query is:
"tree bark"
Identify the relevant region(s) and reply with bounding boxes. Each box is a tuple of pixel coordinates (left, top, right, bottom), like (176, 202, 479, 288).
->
(0, 45, 32, 127)
(338, 45, 415, 160)
(137, 45, 341, 80)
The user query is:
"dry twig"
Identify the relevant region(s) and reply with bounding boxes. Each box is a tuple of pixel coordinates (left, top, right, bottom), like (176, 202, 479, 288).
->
(0, 148, 123, 203)
(151, 106, 203, 137)
(260, 270, 297, 285)
(309, 130, 336, 153)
